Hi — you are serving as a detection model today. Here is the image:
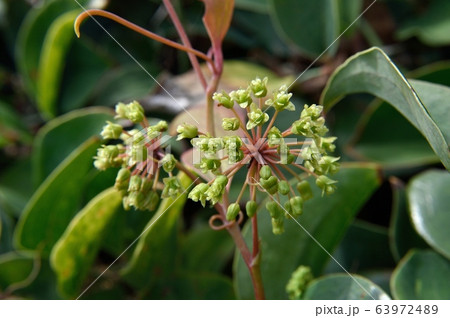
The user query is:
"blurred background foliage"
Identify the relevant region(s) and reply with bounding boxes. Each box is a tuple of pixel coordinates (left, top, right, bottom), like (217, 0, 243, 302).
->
(0, 0, 449, 299)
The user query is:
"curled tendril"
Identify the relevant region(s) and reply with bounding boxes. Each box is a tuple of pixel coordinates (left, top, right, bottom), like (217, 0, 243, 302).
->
(209, 211, 244, 231)
(74, 9, 214, 68)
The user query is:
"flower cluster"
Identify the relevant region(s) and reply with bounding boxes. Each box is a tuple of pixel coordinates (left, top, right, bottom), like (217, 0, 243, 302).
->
(94, 101, 181, 211)
(178, 77, 339, 234)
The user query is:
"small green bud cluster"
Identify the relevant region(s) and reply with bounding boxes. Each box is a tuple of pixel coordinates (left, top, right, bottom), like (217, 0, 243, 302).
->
(94, 100, 182, 212)
(286, 265, 313, 300)
(188, 175, 228, 207)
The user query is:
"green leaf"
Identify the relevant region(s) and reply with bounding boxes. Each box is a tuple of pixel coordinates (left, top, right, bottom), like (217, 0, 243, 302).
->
(397, 0, 450, 46)
(389, 177, 428, 261)
(391, 250, 450, 300)
(14, 137, 101, 256)
(0, 252, 35, 293)
(121, 172, 193, 290)
(181, 224, 234, 273)
(269, 0, 339, 58)
(407, 170, 450, 260)
(169, 272, 235, 300)
(348, 100, 438, 169)
(15, 0, 77, 97)
(321, 47, 450, 170)
(36, 10, 79, 119)
(32, 107, 113, 185)
(303, 274, 390, 300)
(337, 0, 363, 35)
(234, 0, 268, 13)
(50, 188, 122, 299)
(326, 221, 395, 273)
(0, 209, 14, 254)
(0, 100, 31, 148)
(234, 164, 381, 299)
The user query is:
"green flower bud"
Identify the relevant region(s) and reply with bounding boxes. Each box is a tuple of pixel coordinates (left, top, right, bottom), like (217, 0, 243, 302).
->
(266, 201, 283, 219)
(289, 196, 303, 217)
(140, 178, 153, 194)
(278, 180, 290, 195)
(128, 175, 142, 192)
(213, 90, 234, 109)
(286, 153, 296, 164)
(265, 85, 295, 111)
(286, 266, 313, 300)
(260, 176, 279, 195)
(143, 191, 159, 211)
(115, 102, 127, 119)
(101, 121, 122, 139)
(317, 156, 340, 175)
(246, 103, 269, 130)
(267, 127, 283, 147)
(222, 117, 240, 131)
(114, 168, 131, 191)
(155, 120, 168, 132)
(123, 100, 145, 123)
(226, 203, 241, 221)
(94, 145, 122, 170)
(224, 135, 243, 150)
(271, 217, 284, 235)
(188, 183, 209, 207)
(301, 104, 323, 120)
(230, 89, 253, 108)
(249, 77, 268, 98)
(246, 200, 258, 217)
(260, 165, 272, 179)
(316, 175, 338, 196)
(162, 177, 182, 198)
(205, 175, 228, 205)
(122, 196, 130, 211)
(127, 190, 146, 210)
(147, 127, 160, 140)
(228, 149, 244, 163)
(317, 136, 337, 153)
(197, 158, 221, 173)
(296, 180, 313, 201)
(161, 153, 177, 173)
(177, 123, 198, 140)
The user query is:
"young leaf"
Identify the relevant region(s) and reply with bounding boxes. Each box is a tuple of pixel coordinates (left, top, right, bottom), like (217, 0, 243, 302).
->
(200, 0, 235, 61)
(321, 47, 450, 170)
(50, 188, 122, 299)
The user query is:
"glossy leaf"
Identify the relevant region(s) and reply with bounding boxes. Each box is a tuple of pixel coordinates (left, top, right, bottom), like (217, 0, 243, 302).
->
(0, 252, 35, 292)
(407, 170, 450, 260)
(36, 10, 79, 119)
(121, 173, 194, 289)
(32, 107, 113, 185)
(51, 188, 122, 299)
(0, 208, 14, 254)
(321, 47, 450, 170)
(200, 0, 235, 54)
(14, 137, 101, 256)
(389, 177, 428, 261)
(303, 274, 390, 300)
(234, 164, 381, 299)
(391, 250, 450, 300)
(397, 0, 450, 46)
(269, 0, 339, 58)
